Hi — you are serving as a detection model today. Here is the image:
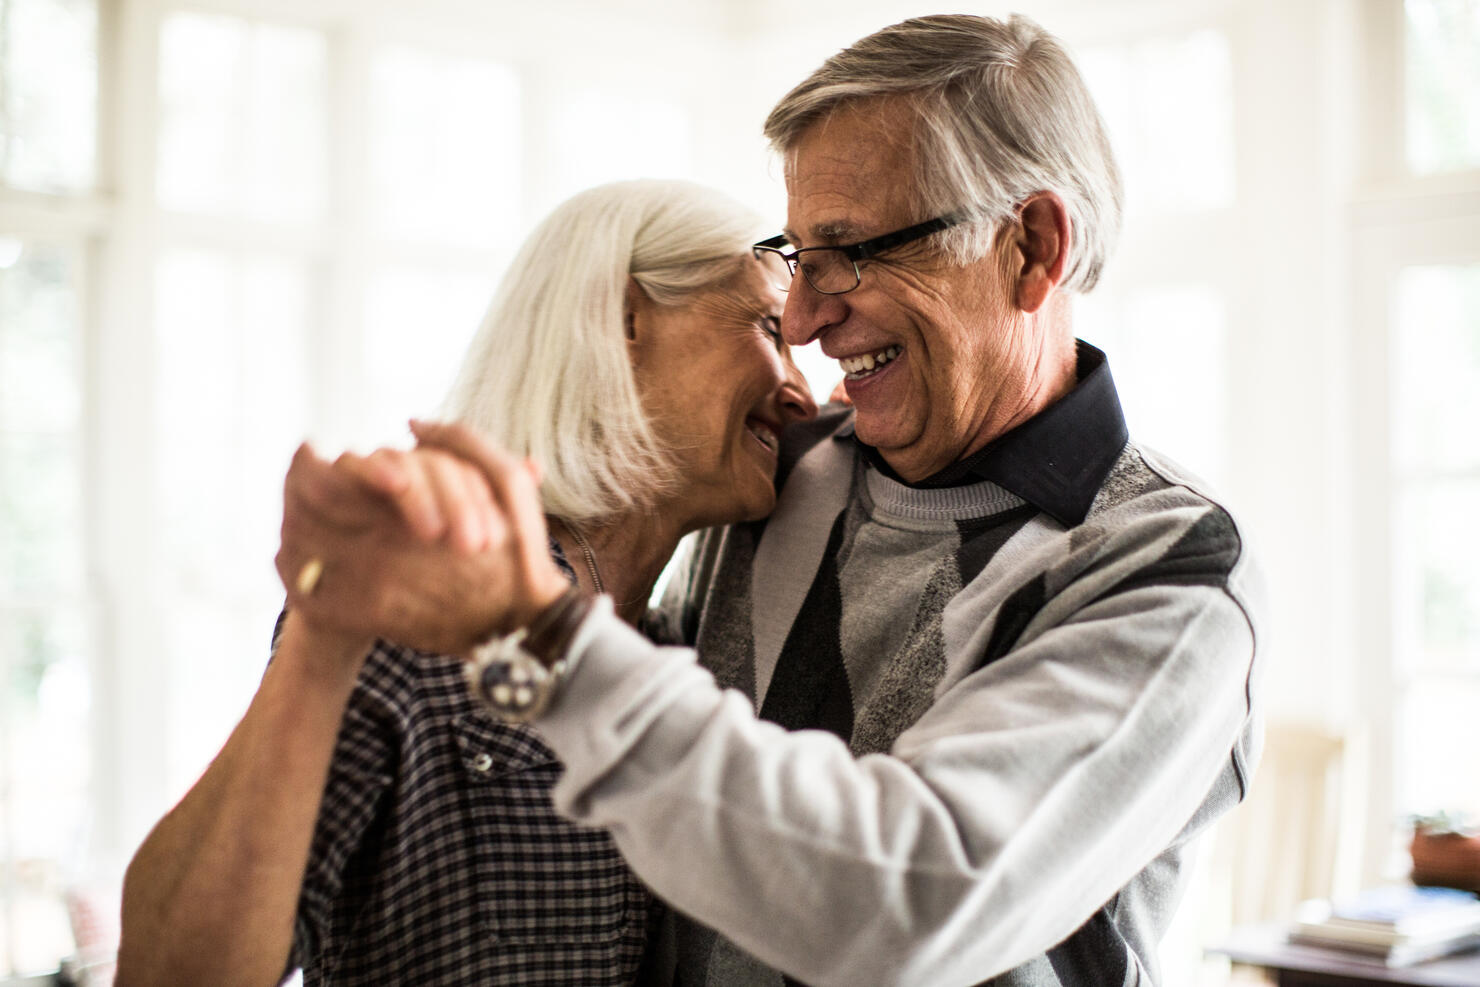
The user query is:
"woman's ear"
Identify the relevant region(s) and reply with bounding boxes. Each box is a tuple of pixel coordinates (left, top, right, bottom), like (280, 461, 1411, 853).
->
(624, 277, 646, 341)
(1014, 192, 1070, 314)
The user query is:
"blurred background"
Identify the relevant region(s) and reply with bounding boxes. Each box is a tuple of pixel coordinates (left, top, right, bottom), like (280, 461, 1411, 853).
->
(0, 0, 1477, 982)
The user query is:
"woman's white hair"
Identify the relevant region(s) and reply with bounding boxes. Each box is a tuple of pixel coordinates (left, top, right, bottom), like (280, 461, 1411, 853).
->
(441, 179, 764, 523)
(763, 13, 1122, 293)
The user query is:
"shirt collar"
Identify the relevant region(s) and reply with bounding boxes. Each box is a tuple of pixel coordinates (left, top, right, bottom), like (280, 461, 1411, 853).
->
(842, 340, 1128, 527)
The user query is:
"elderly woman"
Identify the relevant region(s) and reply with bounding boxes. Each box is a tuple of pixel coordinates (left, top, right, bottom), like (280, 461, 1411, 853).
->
(117, 179, 817, 986)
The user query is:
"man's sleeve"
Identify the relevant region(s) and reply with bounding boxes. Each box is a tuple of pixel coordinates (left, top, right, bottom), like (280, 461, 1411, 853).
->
(536, 537, 1261, 986)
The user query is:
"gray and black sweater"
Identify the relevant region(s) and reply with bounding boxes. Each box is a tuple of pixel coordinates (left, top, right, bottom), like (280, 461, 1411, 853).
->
(534, 343, 1265, 986)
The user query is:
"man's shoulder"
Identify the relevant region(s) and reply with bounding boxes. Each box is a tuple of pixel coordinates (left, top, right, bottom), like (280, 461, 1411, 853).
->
(1088, 441, 1238, 523)
(1077, 440, 1262, 605)
(775, 402, 854, 492)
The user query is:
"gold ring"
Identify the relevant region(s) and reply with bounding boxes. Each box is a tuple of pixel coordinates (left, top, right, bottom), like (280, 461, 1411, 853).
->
(296, 557, 325, 595)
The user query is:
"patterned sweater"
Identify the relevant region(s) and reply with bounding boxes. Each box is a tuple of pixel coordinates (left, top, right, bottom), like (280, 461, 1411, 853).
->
(535, 346, 1264, 986)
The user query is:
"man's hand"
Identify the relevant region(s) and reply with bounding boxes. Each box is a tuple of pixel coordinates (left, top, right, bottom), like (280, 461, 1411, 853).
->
(275, 435, 566, 656)
(410, 418, 569, 618)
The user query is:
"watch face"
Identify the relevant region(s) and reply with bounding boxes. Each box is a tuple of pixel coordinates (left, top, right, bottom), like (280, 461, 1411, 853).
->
(467, 631, 558, 723)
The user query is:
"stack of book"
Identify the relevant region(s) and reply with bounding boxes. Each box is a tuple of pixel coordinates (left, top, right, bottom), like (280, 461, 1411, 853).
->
(1289, 885, 1480, 967)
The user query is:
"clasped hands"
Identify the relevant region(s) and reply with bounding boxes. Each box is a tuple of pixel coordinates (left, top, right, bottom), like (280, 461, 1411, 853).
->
(276, 420, 571, 657)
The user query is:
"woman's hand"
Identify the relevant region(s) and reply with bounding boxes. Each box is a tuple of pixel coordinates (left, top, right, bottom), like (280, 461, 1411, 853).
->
(276, 432, 567, 655)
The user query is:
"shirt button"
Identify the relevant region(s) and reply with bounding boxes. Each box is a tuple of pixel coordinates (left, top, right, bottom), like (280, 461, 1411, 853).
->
(471, 752, 494, 773)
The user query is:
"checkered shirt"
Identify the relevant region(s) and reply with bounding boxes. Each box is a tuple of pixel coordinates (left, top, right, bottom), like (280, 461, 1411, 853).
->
(284, 547, 651, 985)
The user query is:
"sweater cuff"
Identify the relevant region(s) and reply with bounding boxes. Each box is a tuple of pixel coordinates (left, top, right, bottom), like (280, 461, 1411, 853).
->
(536, 597, 703, 786)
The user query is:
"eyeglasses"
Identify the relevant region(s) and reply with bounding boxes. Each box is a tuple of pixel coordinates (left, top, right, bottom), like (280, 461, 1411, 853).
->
(752, 211, 971, 295)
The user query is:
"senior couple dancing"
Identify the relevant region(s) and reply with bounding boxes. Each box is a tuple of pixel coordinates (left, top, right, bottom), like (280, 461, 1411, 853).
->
(118, 13, 1264, 987)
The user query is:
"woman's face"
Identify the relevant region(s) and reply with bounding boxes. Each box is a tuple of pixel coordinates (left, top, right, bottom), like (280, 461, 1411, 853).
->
(630, 256, 818, 531)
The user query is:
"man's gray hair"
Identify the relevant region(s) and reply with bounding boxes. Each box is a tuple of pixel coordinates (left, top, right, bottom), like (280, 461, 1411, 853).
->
(764, 13, 1122, 292)
(442, 179, 763, 523)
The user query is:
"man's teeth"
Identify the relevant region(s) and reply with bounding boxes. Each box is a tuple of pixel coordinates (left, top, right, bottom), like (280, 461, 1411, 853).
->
(840, 345, 901, 379)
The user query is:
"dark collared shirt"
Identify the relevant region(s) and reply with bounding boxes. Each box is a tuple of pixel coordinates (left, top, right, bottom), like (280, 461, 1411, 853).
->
(855, 340, 1128, 527)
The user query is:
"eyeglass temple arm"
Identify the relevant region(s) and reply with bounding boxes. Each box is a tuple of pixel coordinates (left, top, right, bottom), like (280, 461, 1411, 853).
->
(848, 212, 969, 262)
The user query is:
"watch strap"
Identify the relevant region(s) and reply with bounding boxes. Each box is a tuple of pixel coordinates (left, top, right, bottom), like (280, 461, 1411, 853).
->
(466, 584, 595, 723)
(522, 584, 596, 668)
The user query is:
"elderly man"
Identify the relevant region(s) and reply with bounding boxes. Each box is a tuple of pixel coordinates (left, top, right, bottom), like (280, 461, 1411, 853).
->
(286, 14, 1263, 986)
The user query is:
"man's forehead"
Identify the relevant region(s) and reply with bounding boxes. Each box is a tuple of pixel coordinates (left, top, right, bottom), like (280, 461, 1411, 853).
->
(782, 176, 914, 246)
(781, 101, 918, 245)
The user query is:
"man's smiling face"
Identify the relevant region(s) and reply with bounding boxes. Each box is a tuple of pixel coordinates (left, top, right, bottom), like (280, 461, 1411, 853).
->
(779, 98, 1055, 483)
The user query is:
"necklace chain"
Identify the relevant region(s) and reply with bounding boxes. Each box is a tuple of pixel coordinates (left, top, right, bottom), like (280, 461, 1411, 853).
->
(566, 525, 605, 595)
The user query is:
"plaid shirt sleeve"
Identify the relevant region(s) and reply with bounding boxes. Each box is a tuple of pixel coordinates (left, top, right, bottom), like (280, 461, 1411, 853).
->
(287, 639, 401, 970)
(274, 541, 650, 985)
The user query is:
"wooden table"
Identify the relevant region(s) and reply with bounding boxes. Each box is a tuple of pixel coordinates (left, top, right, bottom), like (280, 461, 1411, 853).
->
(1208, 922, 1480, 986)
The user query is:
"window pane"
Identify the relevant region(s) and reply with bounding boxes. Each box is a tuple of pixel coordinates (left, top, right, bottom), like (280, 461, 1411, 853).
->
(0, 606, 93, 976)
(1078, 29, 1235, 214)
(0, 240, 88, 977)
(1393, 481, 1480, 673)
(1400, 674, 1480, 816)
(154, 248, 313, 794)
(0, 0, 97, 192)
(1391, 261, 1480, 823)
(360, 267, 489, 446)
(157, 12, 329, 222)
(0, 241, 82, 597)
(1391, 264, 1480, 474)
(1405, 0, 1480, 174)
(369, 47, 520, 247)
(155, 248, 311, 586)
(0, 240, 81, 434)
(0, 433, 82, 597)
(548, 89, 692, 203)
(1077, 285, 1229, 486)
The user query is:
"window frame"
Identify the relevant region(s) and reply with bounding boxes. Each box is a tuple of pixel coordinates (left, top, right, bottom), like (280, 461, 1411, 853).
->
(1348, 0, 1480, 883)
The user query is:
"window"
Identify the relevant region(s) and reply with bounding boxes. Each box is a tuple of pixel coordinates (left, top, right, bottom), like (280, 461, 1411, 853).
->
(0, 240, 92, 977)
(1348, 0, 1480, 885)
(0, 0, 97, 192)
(1076, 27, 1237, 489)
(368, 46, 520, 247)
(1389, 264, 1480, 817)
(1078, 29, 1236, 216)
(1078, 284, 1230, 487)
(156, 13, 329, 222)
(0, 0, 98, 974)
(1404, 0, 1480, 174)
(152, 8, 336, 796)
(2, 0, 713, 975)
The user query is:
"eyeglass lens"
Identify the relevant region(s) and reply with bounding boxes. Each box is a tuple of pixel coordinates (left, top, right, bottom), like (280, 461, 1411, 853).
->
(754, 248, 793, 292)
(797, 250, 859, 294)
(753, 247, 861, 294)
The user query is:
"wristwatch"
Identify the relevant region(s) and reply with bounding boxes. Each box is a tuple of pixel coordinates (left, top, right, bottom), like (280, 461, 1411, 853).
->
(466, 584, 594, 723)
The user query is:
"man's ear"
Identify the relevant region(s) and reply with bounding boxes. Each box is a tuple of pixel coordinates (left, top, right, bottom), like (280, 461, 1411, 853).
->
(623, 277, 647, 341)
(1014, 192, 1070, 314)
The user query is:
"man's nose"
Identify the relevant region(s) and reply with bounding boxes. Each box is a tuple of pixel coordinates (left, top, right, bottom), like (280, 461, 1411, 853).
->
(780, 278, 847, 348)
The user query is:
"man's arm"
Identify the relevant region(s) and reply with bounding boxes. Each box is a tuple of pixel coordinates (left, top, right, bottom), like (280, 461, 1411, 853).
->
(535, 570, 1256, 986)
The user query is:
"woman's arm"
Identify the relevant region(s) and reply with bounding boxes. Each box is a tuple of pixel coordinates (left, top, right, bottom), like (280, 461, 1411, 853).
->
(117, 440, 496, 986)
(116, 614, 370, 987)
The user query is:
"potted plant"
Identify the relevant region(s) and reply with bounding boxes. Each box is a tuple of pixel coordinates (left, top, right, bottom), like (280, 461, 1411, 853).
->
(1410, 812, 1480, 893)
